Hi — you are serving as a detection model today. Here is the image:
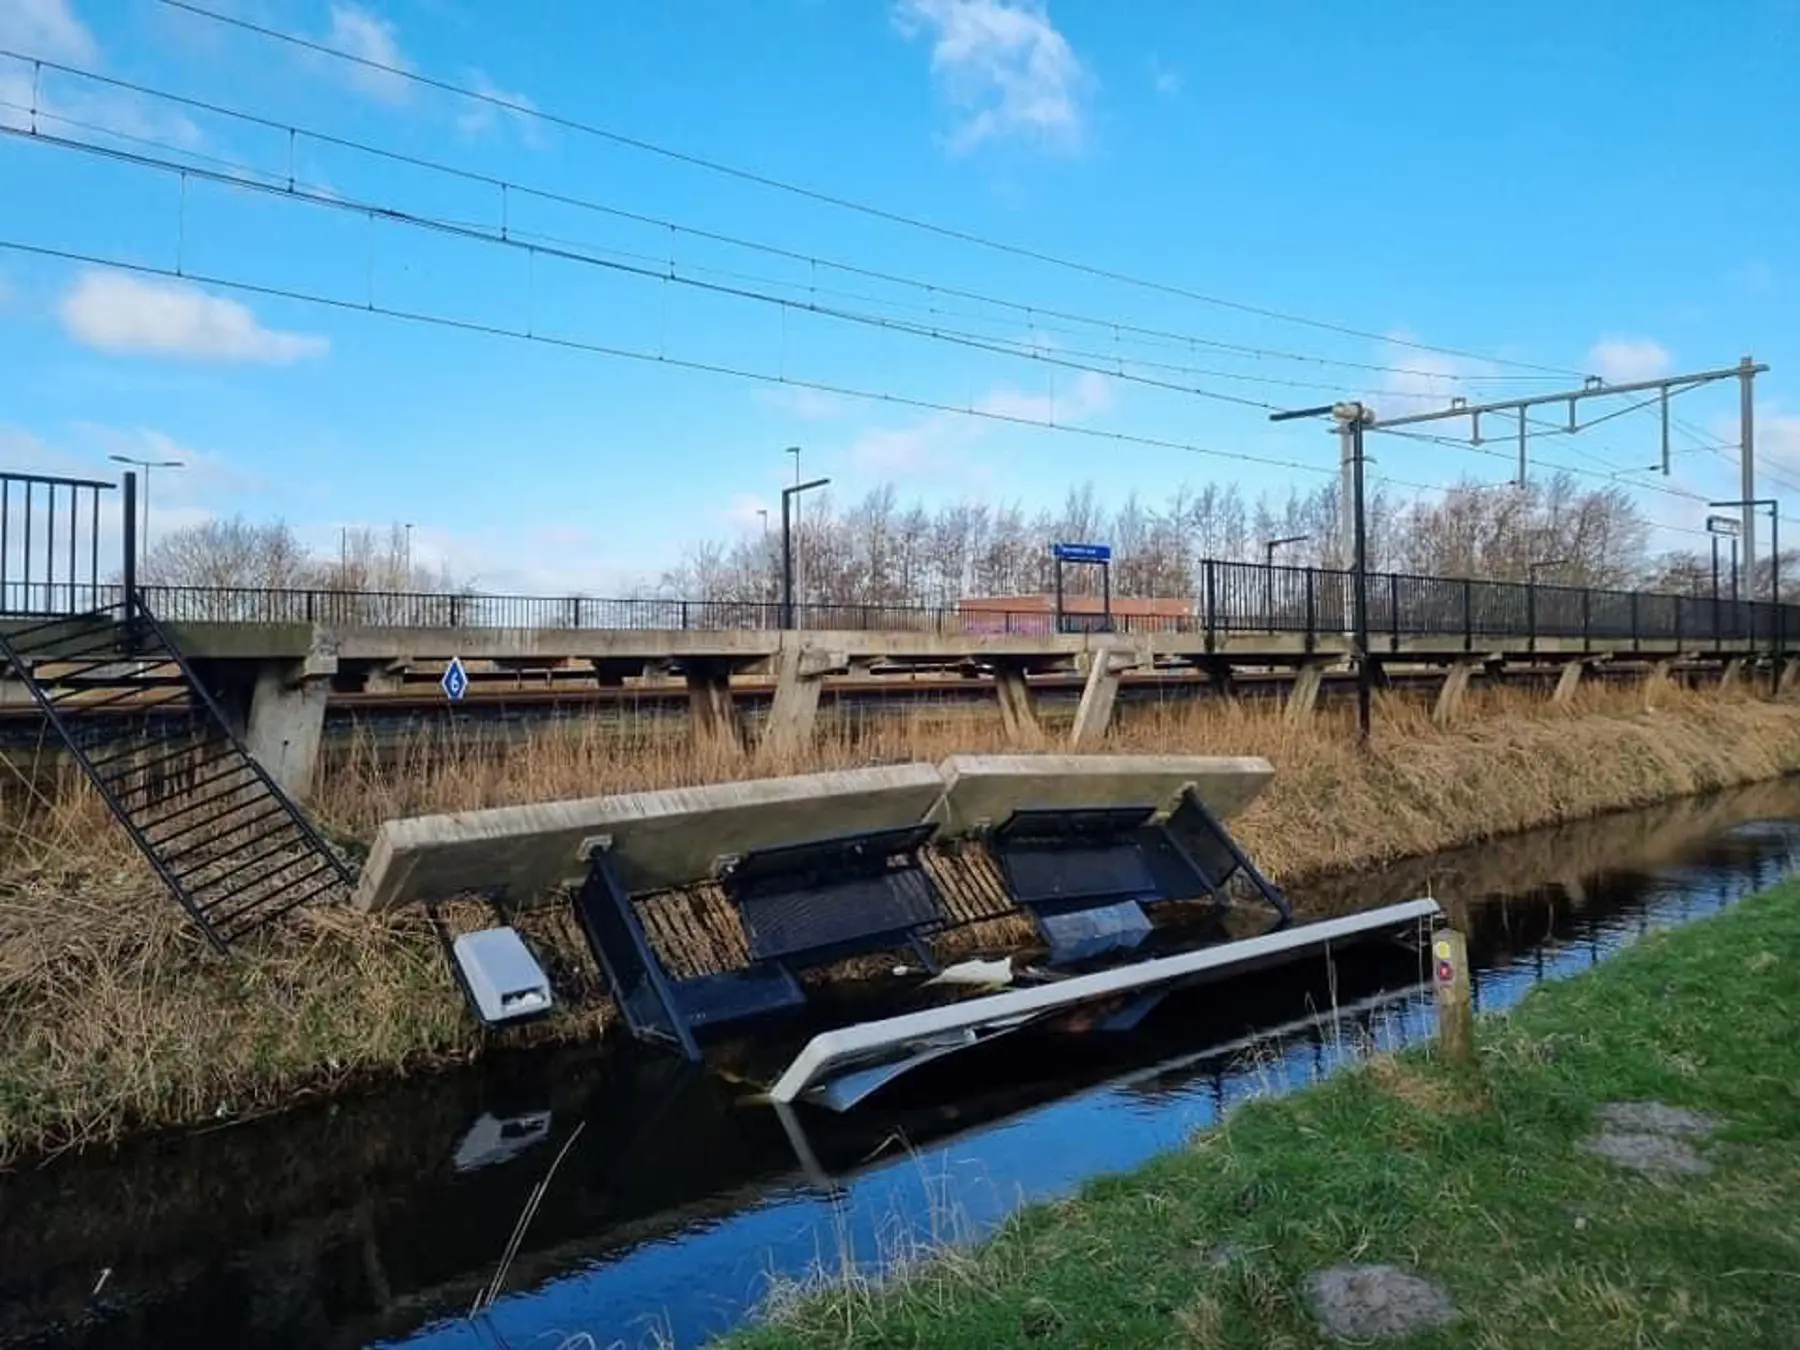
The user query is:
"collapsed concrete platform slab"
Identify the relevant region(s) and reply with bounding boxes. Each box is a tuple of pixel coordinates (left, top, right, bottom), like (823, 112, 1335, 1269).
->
(353, 762, 948, 911)
(927, 753, 1273, 836)
(355, 754, 1280, 913)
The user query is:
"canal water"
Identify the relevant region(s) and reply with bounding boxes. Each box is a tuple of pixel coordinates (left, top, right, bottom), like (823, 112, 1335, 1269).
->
(4, 779, 1799, 1350)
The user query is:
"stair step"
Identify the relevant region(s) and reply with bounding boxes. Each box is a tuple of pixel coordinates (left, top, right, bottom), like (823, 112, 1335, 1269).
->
(0, 597, 353, 950)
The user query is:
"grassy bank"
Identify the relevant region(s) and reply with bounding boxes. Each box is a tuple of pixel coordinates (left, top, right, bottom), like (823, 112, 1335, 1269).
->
(732, 880, 1800, 1350)
(3, 681, 1799, 1165)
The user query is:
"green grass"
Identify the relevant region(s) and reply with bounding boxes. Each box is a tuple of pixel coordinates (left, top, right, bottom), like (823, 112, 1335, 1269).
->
(731, 882, 1800, 1349)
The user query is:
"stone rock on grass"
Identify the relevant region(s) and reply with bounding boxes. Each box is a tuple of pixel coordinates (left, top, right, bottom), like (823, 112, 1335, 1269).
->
(1306, 1264, 1457, 1340)
(1596, 1101, 1719, 1137)
(1579, 1131, 1711, 1177)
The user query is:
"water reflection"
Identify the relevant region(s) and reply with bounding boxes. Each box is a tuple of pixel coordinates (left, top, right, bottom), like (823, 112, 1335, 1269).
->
(3, 782, 1798, 1350)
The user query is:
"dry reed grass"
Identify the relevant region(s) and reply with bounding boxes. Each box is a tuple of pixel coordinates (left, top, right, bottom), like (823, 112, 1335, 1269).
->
(2, 676, 1798, 1165)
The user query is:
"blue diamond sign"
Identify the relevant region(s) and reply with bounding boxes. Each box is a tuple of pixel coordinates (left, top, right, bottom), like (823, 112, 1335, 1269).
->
(440, 655, 469, 702)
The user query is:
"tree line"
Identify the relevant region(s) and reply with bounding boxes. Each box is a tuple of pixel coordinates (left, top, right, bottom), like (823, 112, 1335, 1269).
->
(141, 477, 1798, 607)
(658, 473, 1779, 606)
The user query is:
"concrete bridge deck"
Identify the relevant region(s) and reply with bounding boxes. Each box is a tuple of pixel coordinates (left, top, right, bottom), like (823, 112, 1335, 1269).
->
(4, 572, 1796, 801)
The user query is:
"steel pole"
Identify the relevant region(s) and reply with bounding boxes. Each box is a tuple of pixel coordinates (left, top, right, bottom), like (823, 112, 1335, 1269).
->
(1712, 535, 1720, 643)
(1338, 422, 1355, 566)
(121, 471, 138, 623)
(1772, 507, 1782, 695)
(1353, 415, 1371, 743)
(1741, 356, 1757, 585)
(780, 490, 794, 630)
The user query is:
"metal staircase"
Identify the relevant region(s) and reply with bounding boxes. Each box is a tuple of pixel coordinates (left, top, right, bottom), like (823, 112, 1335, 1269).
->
(1, 470, 352, 950)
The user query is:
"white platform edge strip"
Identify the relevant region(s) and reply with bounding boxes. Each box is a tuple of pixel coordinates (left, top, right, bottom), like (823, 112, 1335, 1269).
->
(769, 898, 1443, 1104)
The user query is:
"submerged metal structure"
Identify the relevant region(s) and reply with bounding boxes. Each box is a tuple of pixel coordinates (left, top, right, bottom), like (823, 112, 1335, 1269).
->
(360, 754, 1441, 1107)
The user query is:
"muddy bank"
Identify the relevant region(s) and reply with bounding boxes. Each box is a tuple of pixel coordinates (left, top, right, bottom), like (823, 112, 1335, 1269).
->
(3, 686, 1799, 1165)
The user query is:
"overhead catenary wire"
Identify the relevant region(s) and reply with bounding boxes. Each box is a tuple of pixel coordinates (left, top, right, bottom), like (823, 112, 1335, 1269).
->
(0, 98, 1523, 411)
(0, 122, 1305, 414)
(1366, 422, 1724, 520)
(0, 109, 1742, 540)
(0, 237, 1345, 483)
(0, 104, 1506, 412)
(0, 49, 1562, 391)
(146, 1, 1586, 380)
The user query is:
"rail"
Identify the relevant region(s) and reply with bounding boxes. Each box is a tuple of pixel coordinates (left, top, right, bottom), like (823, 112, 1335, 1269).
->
(3, 562, 1794, 650)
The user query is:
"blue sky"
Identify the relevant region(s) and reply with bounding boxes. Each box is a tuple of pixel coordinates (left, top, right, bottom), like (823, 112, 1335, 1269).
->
(1, 0, 1796, 592)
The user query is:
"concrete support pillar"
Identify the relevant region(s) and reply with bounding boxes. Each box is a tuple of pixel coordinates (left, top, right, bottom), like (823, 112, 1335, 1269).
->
(1642, 659, 1674, 710)
(0, 677, 33, 706)
(1433, 662, 1476, 728)
(1284, 663, 1325, 726)
(1069, 649, 1135, 750)
(758, 646, 833, 765)
(1718, 658, 1745, 694)
(1779, 660, 1798, 699)
(685, 665, 743, 758)
(245, 661, 329, 800)
(1551, 660, 1584, 708)
(993, 663, 1044, 748)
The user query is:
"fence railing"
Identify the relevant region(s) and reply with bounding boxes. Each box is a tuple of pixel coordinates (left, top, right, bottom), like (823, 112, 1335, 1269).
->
(4, 565, 1793, 651)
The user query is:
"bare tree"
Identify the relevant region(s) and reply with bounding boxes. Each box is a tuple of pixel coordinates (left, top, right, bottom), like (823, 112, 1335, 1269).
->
(142, 516, 312, 590)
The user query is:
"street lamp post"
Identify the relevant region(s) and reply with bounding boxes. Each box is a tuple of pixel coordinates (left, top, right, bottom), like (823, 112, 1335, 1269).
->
(1260, 533, 1310, 630)
(1270, 401, 1376, 743)
(1710, 498, 1779, 693)
(108, 453, 183, 571)
(785, 446, 803, 620)
(782, 477, 830, 629)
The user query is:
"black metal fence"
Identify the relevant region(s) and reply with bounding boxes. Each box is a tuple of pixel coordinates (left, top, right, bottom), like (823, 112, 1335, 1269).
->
(106, 561, 1799, 651)
(0, 471, 117, 617)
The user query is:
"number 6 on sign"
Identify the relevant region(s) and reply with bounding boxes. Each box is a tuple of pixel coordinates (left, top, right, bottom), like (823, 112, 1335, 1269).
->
(441, 656, 469, 702)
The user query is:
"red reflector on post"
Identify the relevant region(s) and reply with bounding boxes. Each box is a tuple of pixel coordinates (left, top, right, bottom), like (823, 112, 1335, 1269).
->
(1436, 959, 1454, 982)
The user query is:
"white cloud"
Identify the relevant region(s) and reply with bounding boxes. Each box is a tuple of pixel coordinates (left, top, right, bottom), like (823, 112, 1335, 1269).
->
(0, 2, 201, 145)
(0, 423, 245, 560)
(455, 69, 543, 144)
(327, 3, 413, 104)
(1587, 337, 1671, 385)
(58, 270, 329, 364)
(71, 423, 263, 497)
(757, 385, 853, 422)
(853, 421, 952, 474)
(893, 0, 1088, 155)
(384, 520, 646, 596)
(1760, 407, 1800, 476)
(0, 0, 96, 64)
(1371, 332, 1499, 412)
(0, 65, 202, 144)
(721, 493, 775, 529)
(850, 371, 1112, 477)
(1148, 55, 1181, 96)
(976, 368, 1112, 422)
